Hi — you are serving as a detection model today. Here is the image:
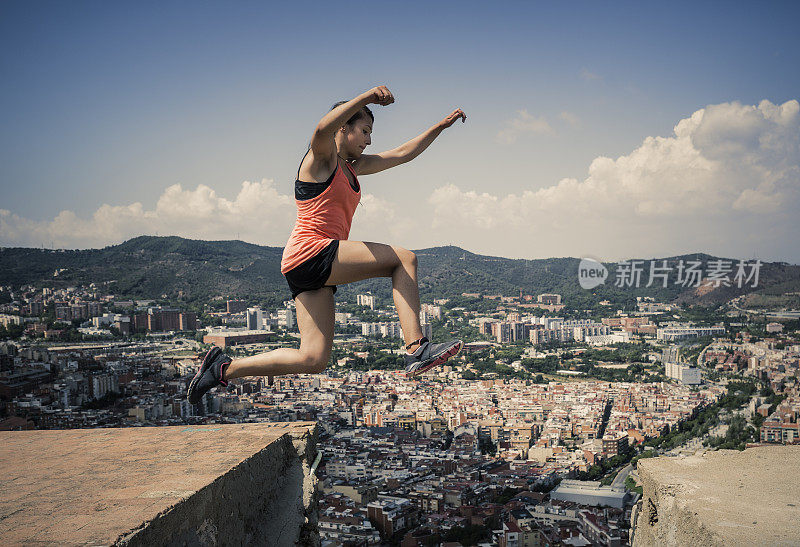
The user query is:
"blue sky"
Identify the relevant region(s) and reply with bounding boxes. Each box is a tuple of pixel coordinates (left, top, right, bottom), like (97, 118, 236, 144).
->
(1, 1, 799, 261)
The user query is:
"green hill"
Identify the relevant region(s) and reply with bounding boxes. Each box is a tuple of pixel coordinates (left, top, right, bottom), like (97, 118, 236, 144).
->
(0, 236, 285, 306)
(1, 236, 798, 310)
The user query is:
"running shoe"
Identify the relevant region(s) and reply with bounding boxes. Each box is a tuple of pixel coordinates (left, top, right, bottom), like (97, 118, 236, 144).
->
(403, 337, 463, 378)
(187, 346, 231, 404)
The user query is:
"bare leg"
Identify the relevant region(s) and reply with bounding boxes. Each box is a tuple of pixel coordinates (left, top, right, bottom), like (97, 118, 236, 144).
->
(223, 287, 334, 380)
(325, 241, 424, 351)
(224, 240, 422, 381)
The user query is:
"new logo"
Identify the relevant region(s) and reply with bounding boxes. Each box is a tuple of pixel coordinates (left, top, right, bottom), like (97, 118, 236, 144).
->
(578, 257, 608, 289)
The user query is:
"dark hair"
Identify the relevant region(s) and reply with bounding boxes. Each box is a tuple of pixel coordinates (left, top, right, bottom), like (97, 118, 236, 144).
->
(331, 100, 374, 126)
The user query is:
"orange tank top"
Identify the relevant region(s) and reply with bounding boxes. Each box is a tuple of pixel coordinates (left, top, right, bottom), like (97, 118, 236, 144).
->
(280, 157, 361, 274)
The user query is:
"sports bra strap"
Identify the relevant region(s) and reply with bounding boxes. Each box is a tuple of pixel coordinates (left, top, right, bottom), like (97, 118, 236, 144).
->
(296, 148, 311, 180)
(295, 150, 359, 192)
(342, 159, 360, 192)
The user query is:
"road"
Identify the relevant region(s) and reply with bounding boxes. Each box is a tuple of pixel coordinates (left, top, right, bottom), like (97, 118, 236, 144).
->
(612, 463, 633, 488)
(696, 340, 716, 367)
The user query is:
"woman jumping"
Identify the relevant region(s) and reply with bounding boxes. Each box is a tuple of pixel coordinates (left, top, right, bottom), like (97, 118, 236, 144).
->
(188, 86, 467, 404)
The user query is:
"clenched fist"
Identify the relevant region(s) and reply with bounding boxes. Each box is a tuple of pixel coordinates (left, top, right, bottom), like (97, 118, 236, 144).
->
(366, 86, 394, 106)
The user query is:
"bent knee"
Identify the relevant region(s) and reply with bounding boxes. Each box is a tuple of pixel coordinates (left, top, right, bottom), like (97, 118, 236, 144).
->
(301, 351, 330, 374)
(394, 247, 417, 268)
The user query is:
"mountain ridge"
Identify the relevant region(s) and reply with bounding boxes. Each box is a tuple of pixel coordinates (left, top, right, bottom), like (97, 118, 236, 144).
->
(1, 236, 798, 309)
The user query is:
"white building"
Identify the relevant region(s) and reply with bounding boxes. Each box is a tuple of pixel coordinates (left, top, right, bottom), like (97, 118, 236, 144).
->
(326, 460, 368, 480)
(550, 480, 628, 509)
(334, 312, 351, 325)
(665, 362, 702, 385)
(362, 321, 400, 338)
(421, 303, 442, 320)
(528, 322, 616, 346)
(380, 322, 403, 338)
(662, 346, 681, 364)
(357, 294, 375, 310)
(361, 321, 431, 340)
(583, 332, 631, 345)
(766, 322, 784, 333)
(94, 313, 123, 327)
(0, 314, 23, 328)
(572, 324, 611, 342)
(277, 307, 295, 329)
(657, 325, 725, 341)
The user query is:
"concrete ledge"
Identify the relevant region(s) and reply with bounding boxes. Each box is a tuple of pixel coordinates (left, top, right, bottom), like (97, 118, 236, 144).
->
(0, 422, 319, 546)
(632, 445, 800, 546)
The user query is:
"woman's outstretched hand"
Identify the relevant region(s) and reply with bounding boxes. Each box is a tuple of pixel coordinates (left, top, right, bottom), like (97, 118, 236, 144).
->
(439, 108, 467, 129)
(365, 86, 394, 106)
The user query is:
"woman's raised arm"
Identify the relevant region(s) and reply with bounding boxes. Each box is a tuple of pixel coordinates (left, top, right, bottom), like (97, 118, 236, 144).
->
(309, 86, 393, 160)
(354, 108, 466, 176)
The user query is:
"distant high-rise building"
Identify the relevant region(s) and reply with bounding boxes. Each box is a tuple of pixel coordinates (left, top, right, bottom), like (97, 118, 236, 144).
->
(148, 309, 181, 332)
(361, 321, 425, 340)
(421, 303, 442, 320)
(380, 322, 402, 338)
(70, 304, 88, 320)
(602, 433, 629, 457)
(87, 302, 102, 317)
(277, 307, 295, 329)
(246, 307, 263, 331)
(662, 346, 681, 364)
(132, 313, 148, 332)
(114, 317, 131, 335)
(479, 319, 496, 336)
(496, 322, 514, 343)
(26, 301, 44, 317)
(0, 314, 23, 328)
(55, 304, 71, 321)
(357, 294, 375, 310)
(665, 362, 702, 385)
(146, 310, 160, 331)
(362, 322, 380, 336)
(179, 312, 197, 331)
(90, 374, 119, 400)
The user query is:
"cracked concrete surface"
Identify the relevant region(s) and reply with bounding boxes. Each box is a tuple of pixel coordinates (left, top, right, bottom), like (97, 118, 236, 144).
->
(631, 445, 800, 546)
(0, 422, 319, 546)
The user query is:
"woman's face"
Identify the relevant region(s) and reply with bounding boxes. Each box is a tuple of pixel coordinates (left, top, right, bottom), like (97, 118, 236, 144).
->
(341, 118, 372, 158)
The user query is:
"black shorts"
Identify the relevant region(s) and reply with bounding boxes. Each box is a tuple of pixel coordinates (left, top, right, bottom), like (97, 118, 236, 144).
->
(284, 240, 339, 300)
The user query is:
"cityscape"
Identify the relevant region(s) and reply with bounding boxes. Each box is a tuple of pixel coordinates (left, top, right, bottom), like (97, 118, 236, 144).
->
(1, 269, 798, 545)
(2, 1, 799, 545)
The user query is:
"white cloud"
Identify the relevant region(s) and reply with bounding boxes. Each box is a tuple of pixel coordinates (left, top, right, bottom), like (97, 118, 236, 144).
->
(349, 193, 412, 245)
(2, 99, 798, 263)
(496, 109, 552, 144)
(430, 99, 800, 262)
(0, 179, 407, 252)
(0, 180, 297, 248)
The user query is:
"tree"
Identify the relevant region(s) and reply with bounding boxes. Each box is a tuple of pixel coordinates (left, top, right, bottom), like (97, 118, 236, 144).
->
(0, 323, 25, 340)
(462, 369, 477, 380)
